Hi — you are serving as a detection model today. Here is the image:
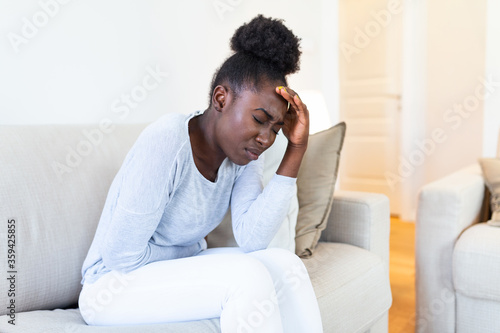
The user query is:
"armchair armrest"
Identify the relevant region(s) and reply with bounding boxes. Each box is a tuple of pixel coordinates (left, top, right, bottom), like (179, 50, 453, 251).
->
(319, 190, 390, 265)
(415, 164, 485, 333)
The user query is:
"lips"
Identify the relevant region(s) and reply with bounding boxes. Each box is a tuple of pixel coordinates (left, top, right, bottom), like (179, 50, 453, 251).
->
(245, 147, 263, 161)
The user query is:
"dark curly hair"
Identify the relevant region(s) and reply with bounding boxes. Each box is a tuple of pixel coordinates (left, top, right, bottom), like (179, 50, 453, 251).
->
(208, 14, 301, 106)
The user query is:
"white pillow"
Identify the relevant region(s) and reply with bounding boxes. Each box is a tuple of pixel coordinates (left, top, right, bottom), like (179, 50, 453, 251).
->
(206, 133, 298, 252)
(497, 133, 500, 158)
(263, 133, 298, 252)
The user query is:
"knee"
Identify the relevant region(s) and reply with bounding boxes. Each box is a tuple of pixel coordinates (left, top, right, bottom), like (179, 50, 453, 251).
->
(266, 248, 302, 264)
(227, 255, 275, 292)
(265, 248, 307, 273)
(262, 249, 311, 290)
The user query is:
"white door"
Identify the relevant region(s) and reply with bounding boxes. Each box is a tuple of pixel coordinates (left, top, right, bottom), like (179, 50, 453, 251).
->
(337, 0, 403, 215)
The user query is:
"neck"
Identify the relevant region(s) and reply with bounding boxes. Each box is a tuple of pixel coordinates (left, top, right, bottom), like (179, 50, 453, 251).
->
(189, 108, 226, 174)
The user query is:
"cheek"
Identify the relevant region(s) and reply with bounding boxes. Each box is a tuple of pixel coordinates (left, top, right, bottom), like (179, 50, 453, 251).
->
(229, 116, 255, 140)
(217, 117, 247, 154)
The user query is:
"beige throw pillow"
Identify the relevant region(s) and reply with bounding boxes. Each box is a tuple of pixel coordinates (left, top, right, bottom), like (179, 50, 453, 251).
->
(479, 158, 500, 227)
(295, 122, 346, 258)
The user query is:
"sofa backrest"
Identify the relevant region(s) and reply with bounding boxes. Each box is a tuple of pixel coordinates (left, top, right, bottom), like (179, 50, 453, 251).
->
(0, 123, 147, 314)
(0, 120, 342, 315)
(0, 121, 298, 315)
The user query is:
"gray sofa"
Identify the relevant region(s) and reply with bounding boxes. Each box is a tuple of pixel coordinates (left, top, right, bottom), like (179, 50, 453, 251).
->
(0, 122, 392, 332)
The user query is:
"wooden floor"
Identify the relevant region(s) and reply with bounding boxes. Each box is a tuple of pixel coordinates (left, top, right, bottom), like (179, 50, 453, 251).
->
(389, 217, 416, 333)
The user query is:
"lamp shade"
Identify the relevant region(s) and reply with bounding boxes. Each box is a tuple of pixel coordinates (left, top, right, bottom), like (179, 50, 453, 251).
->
(298, 90, 332, 134)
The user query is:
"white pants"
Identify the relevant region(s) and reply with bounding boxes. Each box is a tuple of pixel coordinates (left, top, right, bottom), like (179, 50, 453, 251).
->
(78, 247, 323, 333)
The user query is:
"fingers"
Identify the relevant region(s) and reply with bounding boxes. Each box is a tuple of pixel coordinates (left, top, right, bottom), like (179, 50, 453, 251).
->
(276, 86, 296, 106)
(276, 86, 308, 117)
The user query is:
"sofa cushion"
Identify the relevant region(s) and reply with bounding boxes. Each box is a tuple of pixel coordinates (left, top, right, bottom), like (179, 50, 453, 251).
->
(479, 158, 500, 225)
(206, 130, 299, 252)
(0, 124, 147, 315)
(453, 223, 500, 302)
(295, 122, 346, 258)
(0, 308, 220, 333)
(302, 242, 392, 332)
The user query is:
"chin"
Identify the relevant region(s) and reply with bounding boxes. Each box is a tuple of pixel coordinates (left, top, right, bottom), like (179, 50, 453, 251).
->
(229, 157, 251, 166)
(226, 147, 259, 166)
(227, 151, 253, 166)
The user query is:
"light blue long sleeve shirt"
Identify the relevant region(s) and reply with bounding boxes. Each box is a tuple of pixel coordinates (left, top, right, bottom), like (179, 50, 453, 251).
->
(81, 111, 296, 285)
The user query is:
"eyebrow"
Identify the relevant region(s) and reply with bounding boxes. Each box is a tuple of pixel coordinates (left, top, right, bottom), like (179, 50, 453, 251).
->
(254, 108, 285, 125)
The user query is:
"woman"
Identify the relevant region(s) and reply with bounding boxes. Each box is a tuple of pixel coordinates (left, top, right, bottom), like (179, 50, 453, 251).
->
(79, 14, 323, 332)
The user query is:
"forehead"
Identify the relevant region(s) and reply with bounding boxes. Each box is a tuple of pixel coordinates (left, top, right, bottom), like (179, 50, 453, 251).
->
(237, 85, 287, 119)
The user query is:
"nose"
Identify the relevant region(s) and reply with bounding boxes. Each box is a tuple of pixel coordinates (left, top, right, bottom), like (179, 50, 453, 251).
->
(256, 129, 274, 148)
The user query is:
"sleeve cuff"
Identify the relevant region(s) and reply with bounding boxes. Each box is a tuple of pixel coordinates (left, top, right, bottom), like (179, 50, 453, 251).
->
(271, 173, 297, 186)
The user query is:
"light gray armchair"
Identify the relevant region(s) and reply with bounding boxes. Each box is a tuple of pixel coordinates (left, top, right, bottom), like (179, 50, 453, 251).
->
(415, 163, 500, 333)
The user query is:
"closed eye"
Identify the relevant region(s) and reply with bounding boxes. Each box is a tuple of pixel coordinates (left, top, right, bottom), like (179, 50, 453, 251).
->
(253, 116, 264, 124)
(253, 115, 280, 135)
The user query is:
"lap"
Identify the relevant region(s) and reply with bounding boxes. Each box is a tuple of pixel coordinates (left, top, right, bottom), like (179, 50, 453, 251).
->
(79, 247, 282, 325)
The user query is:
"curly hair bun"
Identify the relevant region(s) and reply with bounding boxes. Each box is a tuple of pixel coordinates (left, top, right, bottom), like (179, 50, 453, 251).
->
(230, 14, 301, 76)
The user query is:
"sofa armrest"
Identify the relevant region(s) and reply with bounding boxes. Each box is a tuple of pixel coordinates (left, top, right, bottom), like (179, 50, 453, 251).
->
(415, 164, 485, 333)
(319, 190, 390, 265)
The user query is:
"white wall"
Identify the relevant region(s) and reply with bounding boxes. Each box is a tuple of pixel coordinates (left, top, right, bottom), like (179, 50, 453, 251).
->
(422, 1, 487, 186)
(400, 0, 488, 221)
(0, 0, 339, 128)
(400, 0, 427, 221)
(484, 0, 500, 157)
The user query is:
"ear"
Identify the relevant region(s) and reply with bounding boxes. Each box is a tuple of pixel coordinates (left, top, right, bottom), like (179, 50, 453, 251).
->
(212, 85, 228, 113)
